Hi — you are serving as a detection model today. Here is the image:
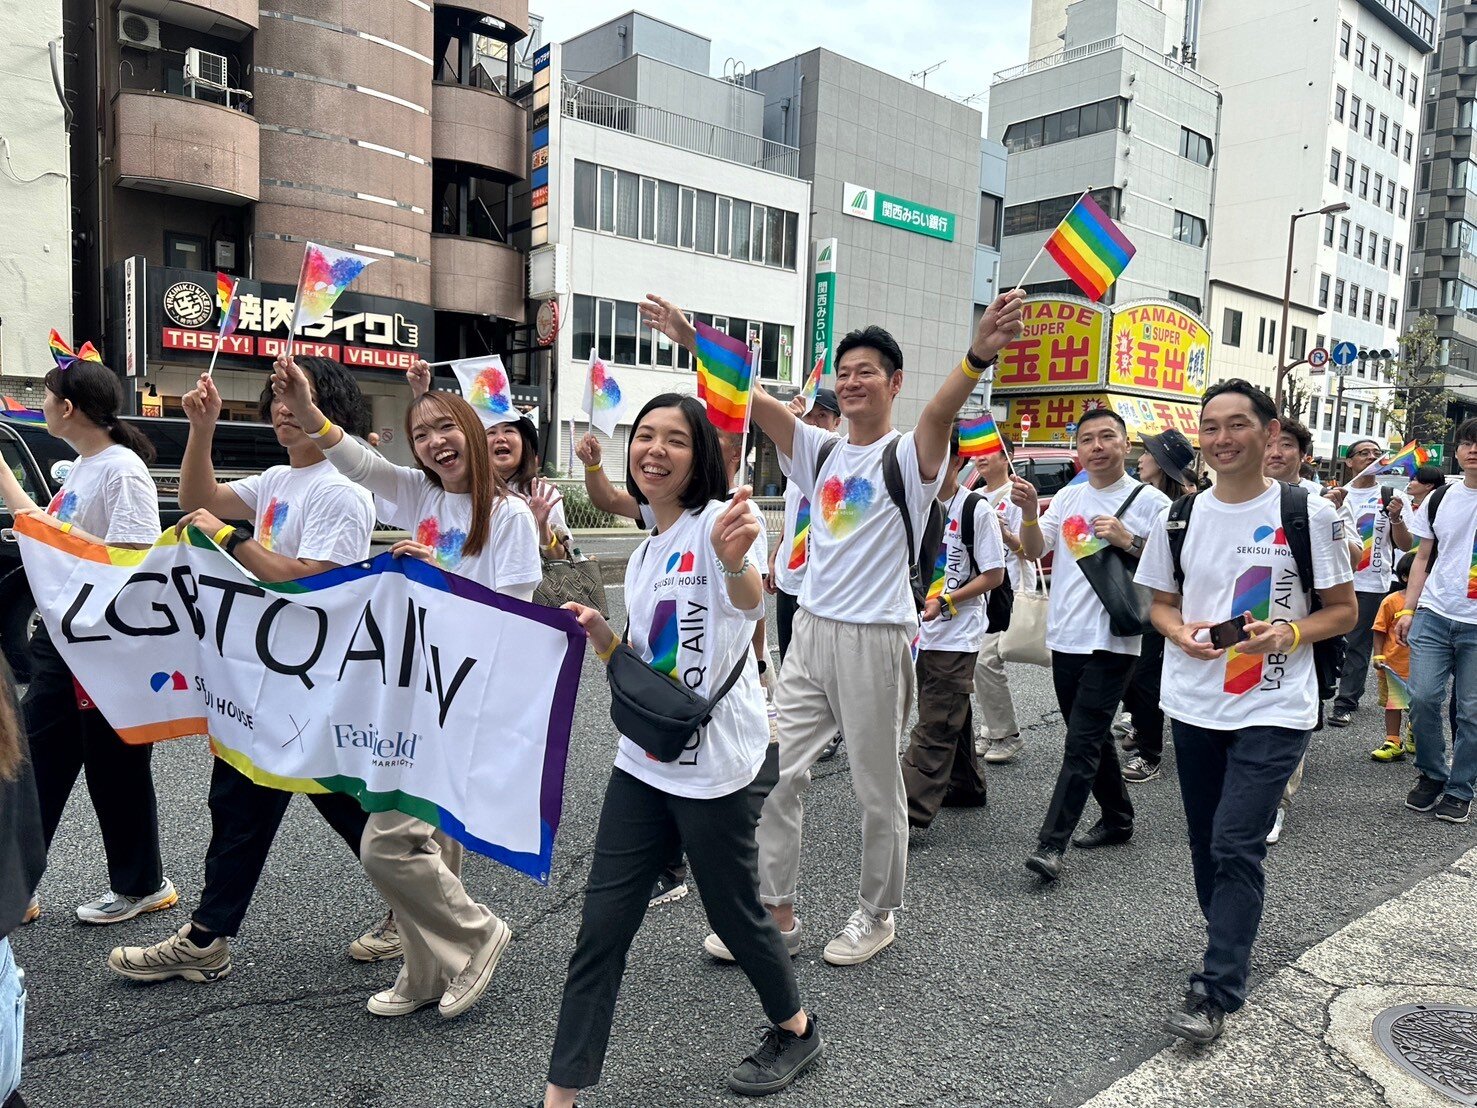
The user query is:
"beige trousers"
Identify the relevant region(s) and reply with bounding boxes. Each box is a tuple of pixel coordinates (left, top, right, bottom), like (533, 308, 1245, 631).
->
(973, 631, 1020, 741)
(360, 810, 498, 1001)
(756, 610, 914, 915)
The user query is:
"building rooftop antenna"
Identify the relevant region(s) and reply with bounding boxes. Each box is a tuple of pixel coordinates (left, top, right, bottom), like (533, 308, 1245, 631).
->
(910, 59, 945, 89)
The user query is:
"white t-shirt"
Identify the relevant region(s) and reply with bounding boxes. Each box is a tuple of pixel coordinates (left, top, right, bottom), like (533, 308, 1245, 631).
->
(1136, 481, 1353, 731)
(1342, 482, 1411, 593)
(1298, 477, 1326, 497)
(229, 461, 374, 565)
(773, 481, 811, 595)
(639, 495, 767, 574)
(918, 487, 1005, 653)
(1038, 473, 1172, 656)
(789, 422, 944, 627)
(323, 435, 542, 599)
(984, 481, 1038, 592)
(1409, 481, 1477, 623)
(615, 500, 768, 799)
(46, 444, 159, 545)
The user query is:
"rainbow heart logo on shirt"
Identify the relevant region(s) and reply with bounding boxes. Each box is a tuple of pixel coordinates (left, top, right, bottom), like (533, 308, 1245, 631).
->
(415, 517, 468, 567)
(648, 599, 679, 679)
(665, 550, 696, 573)
(48, 489, 78, 523)
(259, 498, 289, 551)
(820, 476, 874, 536)
(1063, 515, 1108, 560)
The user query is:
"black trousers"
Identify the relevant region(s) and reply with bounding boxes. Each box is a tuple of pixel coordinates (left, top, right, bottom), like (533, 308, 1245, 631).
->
(776, 588, 799, 663)
(548, 745, 800, 1090)
(193, 757, 368, 936)
(902, 649, 985, 829)
(1121, 629, 1165, 762)
(1333, 590, 1386, 713)
(22, 624, 163, 898)
(1039, 650, 1137, 851)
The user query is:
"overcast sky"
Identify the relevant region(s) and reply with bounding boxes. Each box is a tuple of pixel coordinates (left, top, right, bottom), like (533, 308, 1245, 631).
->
(535, 2, 1031, 128)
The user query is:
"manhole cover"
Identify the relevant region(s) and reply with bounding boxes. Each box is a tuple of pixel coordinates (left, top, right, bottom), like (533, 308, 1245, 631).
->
(1374, 1004, 1477, 1104)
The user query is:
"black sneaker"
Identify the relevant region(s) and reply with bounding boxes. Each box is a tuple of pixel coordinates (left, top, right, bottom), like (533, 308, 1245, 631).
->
(1024, 847, 1064, 882)
(1071, 820, 1133, 850)
(1434, 795, 1471, 824)
(728, 1015, 824, 1096)
(1164, 990, 1226, 1045)
(1326, 707, 1353, 728)
(648, 869, 688, 907)
(818, 733, 843, 762)
(1406, 775, 1446, 812)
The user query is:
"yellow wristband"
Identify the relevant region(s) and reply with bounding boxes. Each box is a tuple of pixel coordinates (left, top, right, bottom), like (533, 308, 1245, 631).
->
(307, 416, 333, 439)
(584, 463, 602, 474)
(1288, 622, 1302, 653)
(1396, 608, 1415, 618)
(212, 525, 235, 547)
(958, 356, 983, 381)
(1021, 517, 1039, 528)
(943, 593, 959, 617)
(59, 521, 73, 535)
(545, 534, 561, 552)
(596, 637, 620, 662)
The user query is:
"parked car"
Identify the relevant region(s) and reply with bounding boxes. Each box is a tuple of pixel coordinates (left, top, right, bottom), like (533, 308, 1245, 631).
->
(961, 444, 1082, 580)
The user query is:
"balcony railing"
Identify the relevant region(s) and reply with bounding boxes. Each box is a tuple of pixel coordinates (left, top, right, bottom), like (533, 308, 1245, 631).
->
(993, 34, 1217, 94)
(560, 80, 801, 179)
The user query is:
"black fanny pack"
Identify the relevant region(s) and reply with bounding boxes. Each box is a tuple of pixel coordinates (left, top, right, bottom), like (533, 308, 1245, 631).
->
(606, 636, 748, 763)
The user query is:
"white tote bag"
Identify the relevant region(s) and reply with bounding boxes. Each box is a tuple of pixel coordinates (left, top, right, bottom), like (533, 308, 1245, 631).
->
(998, 564, 1050, 668)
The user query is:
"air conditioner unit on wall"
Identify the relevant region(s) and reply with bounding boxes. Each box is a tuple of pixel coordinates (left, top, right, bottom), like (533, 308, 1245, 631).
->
(117, 11, 161, 51)
(185, 48, 229, 93)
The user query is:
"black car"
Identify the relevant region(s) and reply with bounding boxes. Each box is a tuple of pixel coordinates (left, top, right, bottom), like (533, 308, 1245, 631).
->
(0, 416, 289, 680)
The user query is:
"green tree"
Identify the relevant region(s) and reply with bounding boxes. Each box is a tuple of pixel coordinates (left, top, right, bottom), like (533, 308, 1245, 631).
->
(1379, 313, 1453, 445)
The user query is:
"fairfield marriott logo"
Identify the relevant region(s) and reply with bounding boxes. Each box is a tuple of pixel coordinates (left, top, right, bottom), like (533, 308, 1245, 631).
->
(334, 723, 422, 768)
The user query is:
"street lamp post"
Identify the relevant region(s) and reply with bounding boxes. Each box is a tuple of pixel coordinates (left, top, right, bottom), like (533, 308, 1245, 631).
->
(1275, 200, 1352, 411)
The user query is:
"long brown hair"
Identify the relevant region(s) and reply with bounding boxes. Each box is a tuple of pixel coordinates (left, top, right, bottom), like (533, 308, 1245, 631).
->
(0, 659, 23, 782)
(44, 360, 156, 463)
(405, 392, 507, 559)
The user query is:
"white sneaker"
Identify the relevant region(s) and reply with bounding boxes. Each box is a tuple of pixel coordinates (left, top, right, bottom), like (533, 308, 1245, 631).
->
(367, 988, 438, 1017)
(439, 915, 512, 1019)
(704, 918, 803, 962)
(77, 878, 178, 925)
(822, 909, 895, 966)
(983, 734, 1023, 764)
(1266, 808, 1286, 846)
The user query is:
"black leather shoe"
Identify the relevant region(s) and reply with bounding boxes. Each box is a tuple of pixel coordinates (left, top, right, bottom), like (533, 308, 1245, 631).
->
(1071, 820, 1133, 849)
(1326, 706, 1353, 728)
(1024, 847, 1063, 882)
(1164, 989, 1226, 1045)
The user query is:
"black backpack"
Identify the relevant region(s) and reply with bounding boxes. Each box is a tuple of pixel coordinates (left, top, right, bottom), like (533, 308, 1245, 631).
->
(1420, 483, 1452, 567)
(959, 493, 1015, 632)
(816, 436, 944, 613)
(1165, 483, 1346, 716)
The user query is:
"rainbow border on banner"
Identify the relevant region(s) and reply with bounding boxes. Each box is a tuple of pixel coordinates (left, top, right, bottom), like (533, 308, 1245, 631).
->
(13, 515, 581, 884)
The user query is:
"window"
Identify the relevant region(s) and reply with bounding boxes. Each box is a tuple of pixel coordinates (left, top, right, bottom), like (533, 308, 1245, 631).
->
(1363, 289, 1373, 320)
(1367, 232, 1377, 264)
(1309, 399, 1320, 427)
(1168, 291, 1201, 313)
(1389, 297, 1399, 326)
(1350, 284, 1359, 316)
(1291, 326, 1307, 360)
(1340, 21, 1351, 57)
(1257, 316, 1269, 353)
(1386, 179, 1396, 213)
(1383, 55, 1393, 88)
(1419, 161, 1431, 190)
(1391, 122, 1401, 155)
(1360, 165, 1370, 199)
(679, 187, 695, 249)
(572, 294, 594, 359)
(1459, 160, 1477, 195)
(694, 190, 716, 254)
(1364, 103, 1374, 138)
(573, 161, 597, 229)
(1381, 237, 1390, 268)
(597, 167, 616, 233)
(1399, 186, 1408, 217)
(1397, 64, 1406, 97)
(1003, 97, 1126, 152)
(978, 193, 1002, 247)
(783, 210, 798, 270)
(1223, 307, 1243, 346)
(765, 205, 784, 267)
(1376, 294, 1386, 324)
(615, 170, 639, 238)
(1329, 148, 1342, 184)
(758, 322, 782, 380)
(1369, 43, 1380, 77)
(596, 298, 615, 361)
(1394, 243, 1403, 273)
(731, 200, 751, 260)
(1334, 86, 1346, 122)
(1319, 273, 1331, 308)
(1178, 126, 1213, 165)
(1340, 218, 1350, 251)
(1335, 279, 1346, 312)
(1355, 33, 1365, 67)
(1378, 115, 1387, 146)
(657, 181, 679, 246)
(1173, 210, 1207, 246)
(1354, 226, 1364, 257)
(1410, 75, 1417, 105)
(1324, 212, 1336, 245)
(1324, 404, 1334, 431)
(639, 177, 657, 241)
(1349, 95, 1361, 131)
(1374, 173, 1383, 206)
(1415, 219, 1427, 248)
(614, 300, 637, 365)
(716, 196, 730, 256)
(751, 204, 766, 263)
(1004, 188, 1122, 236)
(1344, 157, 1356, 191)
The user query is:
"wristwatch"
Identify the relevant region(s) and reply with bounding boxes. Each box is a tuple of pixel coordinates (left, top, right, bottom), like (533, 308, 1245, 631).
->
(222, 528, 249, 556)
(964, 348, 997, 372)
(1128, 535, 1146, 557)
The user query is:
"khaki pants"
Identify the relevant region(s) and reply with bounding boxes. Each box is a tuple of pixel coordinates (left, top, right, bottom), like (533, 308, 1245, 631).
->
(903, 649, 985, 829)
(360, 811, 498, 1002)
(973, 631, 1019, 741)
(756, 610, 913, 916)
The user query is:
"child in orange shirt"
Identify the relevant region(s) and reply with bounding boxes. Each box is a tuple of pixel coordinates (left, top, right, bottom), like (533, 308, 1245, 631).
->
(1371, 552, 1417, 762)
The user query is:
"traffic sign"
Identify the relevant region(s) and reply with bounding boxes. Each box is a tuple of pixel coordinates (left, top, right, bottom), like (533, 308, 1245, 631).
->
(1020, 414, 1033, 434)
(1307, 347, 1330, 369)
(1065, 421, 1078, 435)
(1332, 341, 1358, 366)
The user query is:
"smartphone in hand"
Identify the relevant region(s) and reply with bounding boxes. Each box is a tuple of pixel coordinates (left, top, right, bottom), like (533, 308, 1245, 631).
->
(1207, 615, 1251, 651)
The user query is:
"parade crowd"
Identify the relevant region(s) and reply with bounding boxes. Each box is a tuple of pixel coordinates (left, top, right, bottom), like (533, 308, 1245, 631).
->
(1, 286, 1475, 1107)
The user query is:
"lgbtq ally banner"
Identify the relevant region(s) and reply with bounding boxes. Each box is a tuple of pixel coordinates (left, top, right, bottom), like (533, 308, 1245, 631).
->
(15, 515, 585, 883)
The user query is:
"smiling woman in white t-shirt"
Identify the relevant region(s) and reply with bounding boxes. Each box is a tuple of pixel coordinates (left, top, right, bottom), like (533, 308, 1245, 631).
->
(543, 393, 821, 1106)
(271, 354, 539, 1023)
(0, 357, 176, 928)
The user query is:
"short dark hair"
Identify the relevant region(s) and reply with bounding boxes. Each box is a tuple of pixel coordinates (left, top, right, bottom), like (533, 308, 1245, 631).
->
(835, 325, 903, 375)
(258, 356, 369, 435)
(1414, 464, 1446, 486)
(1456, 416, 1477, 445)
(949, 422, 961, 457)
(1395, 551, 1416, 582)
(1076, 407, 1126, 437)
(626, 393, 728, 511)
(1276, 414, 1313, 456)
(1202, 378, 1277, 426)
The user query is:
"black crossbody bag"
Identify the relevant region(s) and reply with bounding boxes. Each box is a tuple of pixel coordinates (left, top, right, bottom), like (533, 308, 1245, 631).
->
(1074, 483, 1155, 637)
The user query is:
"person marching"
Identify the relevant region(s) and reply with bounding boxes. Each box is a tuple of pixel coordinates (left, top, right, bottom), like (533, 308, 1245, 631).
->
(1370, 552, 1417, 763)
(108, 361, 390, 984)
(973, 439, 1033, 765)
(544, 394, 821, 1105)
(1135, 379, 1356, 1044)
(1013, 409, 1172, 882)
(635, 291, 1024, 966)
(901, 424, 1004, 827)
(1, 656, 43, 1108)
(0, 357, 175, 926)
(271, 353, 541, 1018)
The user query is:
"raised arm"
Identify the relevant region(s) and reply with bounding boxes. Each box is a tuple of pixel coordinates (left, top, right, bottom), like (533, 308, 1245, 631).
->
(914, 290, 1025, 480)
(179, 374, 250, 520)
(270, 354, 407, 500)
(575, 433, 640, 522)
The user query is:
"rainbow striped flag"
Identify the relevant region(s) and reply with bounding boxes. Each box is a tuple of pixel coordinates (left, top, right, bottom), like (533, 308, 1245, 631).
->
(958, 413, 1005, 460)
(694, 321, 754, 434)
(216, 273, 241, 340)
(799, 354, 825, 411)
(926, 544, 948, 600)
(2, 396, 44, 423)
(1042, 192, 1136, 302)
(788, 498, 811, 571)
(291, 242, 376, 332)
(1378, 662, 1412, 710)
(1371, 441, 1431, 479)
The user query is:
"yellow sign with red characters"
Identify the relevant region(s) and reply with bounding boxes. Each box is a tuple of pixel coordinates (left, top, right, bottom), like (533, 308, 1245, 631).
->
(1001, 393, 1202, 446)
(1106, 300, 1212, 398)
(993, 296, 1107, 390)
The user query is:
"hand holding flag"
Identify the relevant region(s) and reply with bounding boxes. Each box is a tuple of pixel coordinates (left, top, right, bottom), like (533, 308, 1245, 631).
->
(1025, 192, 1136, 302)
(205, 273, 242, 378)
(799, 354, 825, 412)
(450, 355, 515, 428)
(693, 321, 754, 434)
(291, 242, 377, 334)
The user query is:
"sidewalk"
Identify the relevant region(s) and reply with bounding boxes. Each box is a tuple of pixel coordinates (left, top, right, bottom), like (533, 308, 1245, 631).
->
(1083, 845, 1477, 1107)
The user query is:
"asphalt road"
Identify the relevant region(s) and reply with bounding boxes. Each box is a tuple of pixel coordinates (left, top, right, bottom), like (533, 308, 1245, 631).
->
(14, 591, 1474, 1108)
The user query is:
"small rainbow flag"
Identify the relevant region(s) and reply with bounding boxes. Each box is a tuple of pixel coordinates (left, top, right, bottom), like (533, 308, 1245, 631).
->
(926, 544, 948, 601)
(1369, 440, 1431, 480)
(799, 354, 825, 411)
(2, 396, 44, 423)
(48, 329, 102, 370)
(788, 497, 810, 571)
(291, 242, 376, 332)
(1378, 662, 1412, 710)
(958, 413, 1005, 460)
(1042, 192, 1136, 303)
(694, 321, 754, 434)
(216, 273, 241, 340)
